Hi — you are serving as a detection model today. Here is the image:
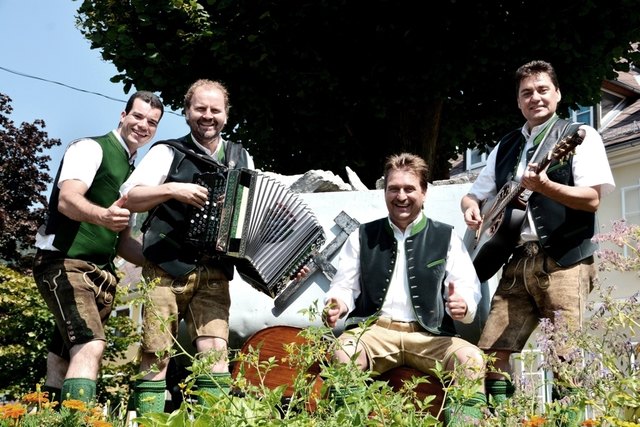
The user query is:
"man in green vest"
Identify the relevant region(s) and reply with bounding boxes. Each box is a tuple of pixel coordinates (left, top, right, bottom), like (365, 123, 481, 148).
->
(33, 91, 164, 405)
(323, 152, 486, 425)
(461, 60, 615, 422)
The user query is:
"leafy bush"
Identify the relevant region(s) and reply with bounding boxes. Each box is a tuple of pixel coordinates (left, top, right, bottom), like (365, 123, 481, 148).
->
(0, 266, 52, 400)
(0, 265, 139, 406)
(1, 220, 639, 426)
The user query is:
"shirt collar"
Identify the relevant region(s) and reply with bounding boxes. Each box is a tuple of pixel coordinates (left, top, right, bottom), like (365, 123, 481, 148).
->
(387, 212, 426, 237)
(111, 130, 136, 163)
(190, 134, 225, 159)
(521, 113, 558, 140)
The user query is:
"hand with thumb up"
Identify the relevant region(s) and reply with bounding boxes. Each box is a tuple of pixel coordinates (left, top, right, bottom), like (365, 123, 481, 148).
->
(102, 194, 131, 232)
(445, 282, 468, 320)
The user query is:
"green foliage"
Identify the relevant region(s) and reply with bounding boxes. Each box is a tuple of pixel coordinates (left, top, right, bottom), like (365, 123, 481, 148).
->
(74, 0, 640, 184)
(2, 224, 640, 425)
(0, 94, 60, 272)
(593, 220, 640, 273)
(134, 322, 446, 427)
(0, 395, 127, 427)
(0, 265, 52, 400)
(3, 280, 640, 425)
(0, 264, 140, 406)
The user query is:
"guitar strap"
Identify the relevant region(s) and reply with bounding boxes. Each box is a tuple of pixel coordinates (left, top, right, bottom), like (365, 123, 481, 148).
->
(516, 118, 580, 205)
(527, 118, 580, 165)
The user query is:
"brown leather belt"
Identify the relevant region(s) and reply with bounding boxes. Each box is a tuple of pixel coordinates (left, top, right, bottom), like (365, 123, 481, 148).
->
(376, 317, 424, 332)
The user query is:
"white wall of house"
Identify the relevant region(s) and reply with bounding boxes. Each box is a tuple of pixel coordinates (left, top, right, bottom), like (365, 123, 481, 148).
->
(597, 144, 640, 300)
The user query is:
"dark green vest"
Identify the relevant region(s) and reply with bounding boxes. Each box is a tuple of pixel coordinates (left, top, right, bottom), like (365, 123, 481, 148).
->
(347, 216, 456, 336)
(46, 132, 132, 273)
(142, 135, 250, 278)
(494, 120, 597, 266)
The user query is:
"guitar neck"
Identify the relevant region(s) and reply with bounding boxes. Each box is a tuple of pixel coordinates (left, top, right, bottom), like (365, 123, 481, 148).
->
(486, 145, 557, 221)
(483, 182, 522, 224)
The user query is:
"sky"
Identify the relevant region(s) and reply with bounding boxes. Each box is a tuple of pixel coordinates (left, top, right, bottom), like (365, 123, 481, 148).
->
(0, 0, 188, 195)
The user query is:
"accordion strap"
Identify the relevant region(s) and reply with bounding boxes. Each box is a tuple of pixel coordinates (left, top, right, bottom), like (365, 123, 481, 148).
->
(225, 140, 245, 169)
(159, 138, 227, 169)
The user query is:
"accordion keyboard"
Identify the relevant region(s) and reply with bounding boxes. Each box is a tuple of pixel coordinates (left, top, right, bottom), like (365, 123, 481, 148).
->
(186, 171, 227, 248)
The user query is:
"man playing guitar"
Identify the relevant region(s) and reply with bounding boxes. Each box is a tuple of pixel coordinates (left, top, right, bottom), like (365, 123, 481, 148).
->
(460, 60, 615, 422)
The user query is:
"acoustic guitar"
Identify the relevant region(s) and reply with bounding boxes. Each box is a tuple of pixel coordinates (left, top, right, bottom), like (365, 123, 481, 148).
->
(463, 127, 586, 282)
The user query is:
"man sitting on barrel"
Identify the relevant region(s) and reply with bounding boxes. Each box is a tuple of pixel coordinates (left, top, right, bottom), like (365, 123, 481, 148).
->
(322, 152, 486, 424)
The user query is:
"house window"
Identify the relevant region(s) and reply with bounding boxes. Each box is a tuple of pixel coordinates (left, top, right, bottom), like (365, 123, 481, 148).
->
(571, 90, 625, 130)
(622, 183, 640, 256)
(511, 350, 552, 407)
(600, 90, 626, 118)
(572, 105, 593, 127)
(599, 90, 626, 128)
(466, 148, 487, 171)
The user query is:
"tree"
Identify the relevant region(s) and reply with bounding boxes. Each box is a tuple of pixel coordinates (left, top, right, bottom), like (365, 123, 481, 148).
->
(0, 94, 60, 272)
(75, 0, 640, 185)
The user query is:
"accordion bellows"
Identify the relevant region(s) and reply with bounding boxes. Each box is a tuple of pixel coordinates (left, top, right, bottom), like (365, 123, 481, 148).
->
(187, 169, 326, 298)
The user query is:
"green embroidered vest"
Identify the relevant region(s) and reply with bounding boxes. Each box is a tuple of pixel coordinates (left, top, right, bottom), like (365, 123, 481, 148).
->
(348, 216, 457, 336)
(46, 132, 132, 273)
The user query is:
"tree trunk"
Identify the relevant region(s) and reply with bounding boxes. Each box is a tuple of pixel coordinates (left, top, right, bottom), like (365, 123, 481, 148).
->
(393, 99, 444, 182)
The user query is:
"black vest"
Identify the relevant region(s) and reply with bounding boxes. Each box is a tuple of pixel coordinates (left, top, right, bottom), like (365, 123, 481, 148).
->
(347, 216, 457, 336)
(141, 135, 251, 278)
(494, 120, 597, 266)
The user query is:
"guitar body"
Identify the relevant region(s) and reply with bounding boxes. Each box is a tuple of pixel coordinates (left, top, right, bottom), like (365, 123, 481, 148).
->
(463, 182, 526, 281)
(464, 208, 524, 282)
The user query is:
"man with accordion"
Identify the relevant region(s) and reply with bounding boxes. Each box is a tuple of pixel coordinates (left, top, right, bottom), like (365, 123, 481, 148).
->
(120, 79, 254, 414)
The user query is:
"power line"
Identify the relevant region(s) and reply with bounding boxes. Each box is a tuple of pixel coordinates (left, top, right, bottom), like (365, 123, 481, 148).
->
(0, 65, 182, 116)
(1, 64, 128, 103)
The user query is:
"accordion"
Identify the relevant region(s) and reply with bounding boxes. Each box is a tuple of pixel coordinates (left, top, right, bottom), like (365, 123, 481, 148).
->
(186, 168, 326, 298)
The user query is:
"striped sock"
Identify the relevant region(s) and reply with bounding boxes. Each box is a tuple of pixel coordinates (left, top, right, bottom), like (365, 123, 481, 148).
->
(486, 379, 515, 407)
(443, 391, 487, 425)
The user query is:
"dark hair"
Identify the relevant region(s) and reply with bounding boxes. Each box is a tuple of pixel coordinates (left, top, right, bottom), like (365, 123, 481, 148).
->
(383, 152, 429, 191)
(184, 79, 230, 115)
(515, 60, 559, 95)
(125, 91, 165, 119)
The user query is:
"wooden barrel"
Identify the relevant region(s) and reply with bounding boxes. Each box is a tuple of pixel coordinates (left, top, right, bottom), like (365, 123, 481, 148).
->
(377, 366, 444, 418)
(231, 325, 323, 410)
(232, 325, 444, 418)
